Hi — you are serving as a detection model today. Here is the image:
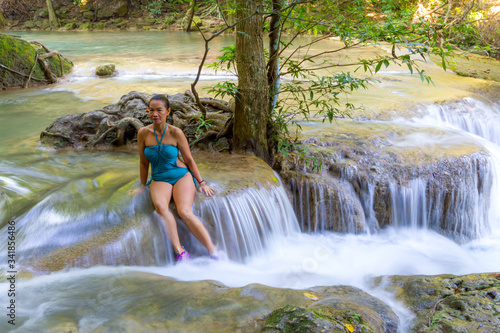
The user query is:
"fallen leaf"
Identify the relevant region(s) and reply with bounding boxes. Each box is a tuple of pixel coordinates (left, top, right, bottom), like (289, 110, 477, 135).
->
(303, 292, 319, 300)
(345, 323, 355, 332)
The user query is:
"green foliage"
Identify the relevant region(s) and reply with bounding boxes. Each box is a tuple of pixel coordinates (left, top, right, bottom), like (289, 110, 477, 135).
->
(195, 0, 487, 165)
(189, 114, 213, 145)
(163, 15, 176, 26)
(429, 311, 445, 330)
(147, 0, 164, 16)
(206, 44, 238, 99)
(207, 45, 237, 74)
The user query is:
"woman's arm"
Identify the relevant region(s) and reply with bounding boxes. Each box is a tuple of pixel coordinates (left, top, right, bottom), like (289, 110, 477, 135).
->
(138, 127, 150, 186)
(175, 127, 214, 196)
(176, 127, 203, 183)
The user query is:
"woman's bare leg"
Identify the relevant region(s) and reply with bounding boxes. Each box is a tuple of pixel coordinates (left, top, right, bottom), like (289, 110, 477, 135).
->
(173, 173, 217, 255)
(150, 180, 184, 255)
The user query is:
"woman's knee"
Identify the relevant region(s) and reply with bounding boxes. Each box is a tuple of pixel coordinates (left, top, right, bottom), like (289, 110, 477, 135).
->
(177, 207, 194, 221)
(153, 201, 170, 215)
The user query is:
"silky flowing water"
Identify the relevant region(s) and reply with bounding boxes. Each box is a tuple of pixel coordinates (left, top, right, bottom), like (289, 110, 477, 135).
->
(1, 31, 500, 332)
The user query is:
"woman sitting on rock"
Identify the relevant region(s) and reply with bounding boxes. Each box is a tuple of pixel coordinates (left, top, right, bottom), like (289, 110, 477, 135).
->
(133, 95, 218, 261)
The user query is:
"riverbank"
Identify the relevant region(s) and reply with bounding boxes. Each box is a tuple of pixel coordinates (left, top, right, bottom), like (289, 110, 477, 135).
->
(2, 1, 500, 84)
(0, 1, 224, 34)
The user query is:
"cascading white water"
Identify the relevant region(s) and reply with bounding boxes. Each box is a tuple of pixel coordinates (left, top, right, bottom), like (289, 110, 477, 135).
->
(288, 176, 367, 233)
(194, 181, 300, 262)
(415, 97, 500, 145)
(286, 97, 499, 241)
(388, 155, 492, 241)
(408, 96, 500, 237)
(2, 31, 500, 333)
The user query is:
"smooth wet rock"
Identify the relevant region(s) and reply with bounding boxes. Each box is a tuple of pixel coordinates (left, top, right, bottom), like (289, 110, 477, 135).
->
(379, 273, 500, 333)
(16, 151, 281, 270)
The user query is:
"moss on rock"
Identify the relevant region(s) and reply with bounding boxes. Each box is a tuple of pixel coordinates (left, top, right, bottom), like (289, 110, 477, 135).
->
(95, 63, 116, 76)
(381, 273, 500, 333)
(0, 34, 73, 90)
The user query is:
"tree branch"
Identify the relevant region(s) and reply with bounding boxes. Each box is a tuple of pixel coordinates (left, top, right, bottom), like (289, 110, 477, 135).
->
(0, 62, 47, 82)
(24, 52, 38, 88)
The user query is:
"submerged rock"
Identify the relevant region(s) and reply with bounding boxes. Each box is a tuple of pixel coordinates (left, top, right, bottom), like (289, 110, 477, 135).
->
(2, 270, 398, 333)
(379, 272, 500, 333)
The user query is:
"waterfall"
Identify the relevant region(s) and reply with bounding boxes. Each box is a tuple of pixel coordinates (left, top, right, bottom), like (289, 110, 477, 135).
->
(1, 167, 299, 270)
(285, 173, 367, 234)
(195, 182, 300, 262)
(415, 97, 500, 145)
(410, 96, 500, 236)
(285, 96, 499, 241)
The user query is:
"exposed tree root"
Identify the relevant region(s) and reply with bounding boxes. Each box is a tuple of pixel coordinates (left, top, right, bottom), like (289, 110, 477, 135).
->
(90, 117, 144, 147)
(116, 91, 150, 107)
(1, 39, 69, 88)
(24, 52, 39, 88)
(217, 116, 234, 139)
(40, 91, 234, 151)
(40, 130, 73, 143)
(200, 97, 233, 113)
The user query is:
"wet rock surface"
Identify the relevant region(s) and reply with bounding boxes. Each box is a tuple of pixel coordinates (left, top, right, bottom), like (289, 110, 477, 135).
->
(4, 270, 398, 333)
(11, 151, 280, 271)
(95, 63, 116, 76)
(280, 119, 491, 240)
(380, 272, 500, 333)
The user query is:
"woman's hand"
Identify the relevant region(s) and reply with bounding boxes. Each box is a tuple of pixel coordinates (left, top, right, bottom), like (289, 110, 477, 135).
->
(198, 183, 215, 197)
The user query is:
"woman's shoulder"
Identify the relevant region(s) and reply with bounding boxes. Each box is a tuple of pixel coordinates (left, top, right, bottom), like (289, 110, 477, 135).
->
(138, 124, 153, 134)
(168, 124, 184, 136)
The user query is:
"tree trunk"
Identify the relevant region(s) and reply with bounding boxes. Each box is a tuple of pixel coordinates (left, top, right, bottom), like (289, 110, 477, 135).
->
(0, 11, 8, 28)
(46, 0, 60, 28)
(267, 0, 282, 113)
(183, 0, 197, 32)
(233, 0, 270, 162)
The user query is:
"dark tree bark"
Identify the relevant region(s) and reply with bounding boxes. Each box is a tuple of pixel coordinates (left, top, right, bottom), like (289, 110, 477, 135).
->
(267, 0, 282, 113)
(233, 0, 270, 162)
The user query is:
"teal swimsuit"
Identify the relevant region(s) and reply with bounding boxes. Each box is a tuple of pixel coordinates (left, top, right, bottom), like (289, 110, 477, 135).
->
(144, 125, 196, 186)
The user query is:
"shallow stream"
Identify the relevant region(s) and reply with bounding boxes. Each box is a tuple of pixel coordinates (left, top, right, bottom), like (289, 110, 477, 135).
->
(1, 31, 499, 332)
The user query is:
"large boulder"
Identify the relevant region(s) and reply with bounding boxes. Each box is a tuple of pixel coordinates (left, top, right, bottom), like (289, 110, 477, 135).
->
(97, 0, 128, 19)
(14, 152, 285, 270)
(0, 34, 73, 90)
